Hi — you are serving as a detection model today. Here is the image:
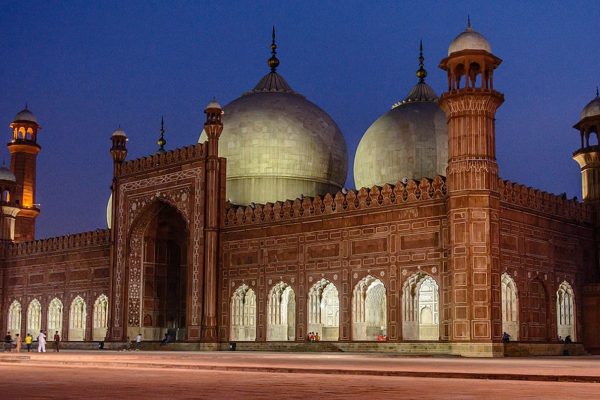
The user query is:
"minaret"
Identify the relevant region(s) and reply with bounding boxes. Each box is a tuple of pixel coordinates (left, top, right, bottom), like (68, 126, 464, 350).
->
(439, 20, 505, 348)
(202, 98, 223, 341)
(8, 107, 41, 242)
(573, 89, 600, 203)
(0, 165, 20, 241)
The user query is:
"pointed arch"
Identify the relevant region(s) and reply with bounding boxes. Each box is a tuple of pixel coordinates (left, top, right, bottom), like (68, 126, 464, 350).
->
(501, 273, 519, 340)
(69, 296, 87, 341)
(7, 300, 22, 333)
(307, 279, 339, 341)
(230, 285, 256, 341)
(556, 281, 576, 341)
(47, 298, 63, 335)
(266, 281, 296, 341)
(27, 299, 42, 336)
(352, 275, 386, 340)
(93, 294, 109, 341)
(402, 273, 439, 340)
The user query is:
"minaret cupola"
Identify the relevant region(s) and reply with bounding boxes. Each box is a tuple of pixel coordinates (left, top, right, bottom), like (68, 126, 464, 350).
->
(573, 88, 600, 203)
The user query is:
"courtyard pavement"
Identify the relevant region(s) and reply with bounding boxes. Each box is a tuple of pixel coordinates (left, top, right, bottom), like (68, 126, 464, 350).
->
(0, 351, 599, 399)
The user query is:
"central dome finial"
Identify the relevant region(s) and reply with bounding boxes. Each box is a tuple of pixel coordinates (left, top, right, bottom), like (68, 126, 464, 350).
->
(268, 26, 280, 72)
(416, 40, 427, 83)
(466, 15, 472, 32)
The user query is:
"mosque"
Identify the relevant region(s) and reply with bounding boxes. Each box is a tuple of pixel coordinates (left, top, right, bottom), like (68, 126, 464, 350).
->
(1, 22, 600, 357)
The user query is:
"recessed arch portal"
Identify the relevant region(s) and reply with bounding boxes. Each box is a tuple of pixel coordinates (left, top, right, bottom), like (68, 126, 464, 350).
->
(230, 284, 256, 341)
(402, 273, 439, 340)
(307, 279, 339, 341)
(352, 275, 386, 340)
(556, 281, 576, 341)
(501, 273, 519, 340)
(126, 201, 189, 341)
(267, 281, 296, 341)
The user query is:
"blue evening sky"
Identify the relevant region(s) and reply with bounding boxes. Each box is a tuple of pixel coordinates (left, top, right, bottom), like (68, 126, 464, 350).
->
(0, 0, 598, 238)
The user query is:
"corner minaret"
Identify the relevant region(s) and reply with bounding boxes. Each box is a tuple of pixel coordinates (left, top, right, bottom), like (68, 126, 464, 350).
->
(8, 106, 41, 242)
(438, 20, 505, 351)
(201, 98, 223, 341)
(573, 89, 600, 203)
(0, 165, 19, 241)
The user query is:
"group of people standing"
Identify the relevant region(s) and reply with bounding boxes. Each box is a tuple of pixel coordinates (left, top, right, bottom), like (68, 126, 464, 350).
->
(4, 330, 61, 352)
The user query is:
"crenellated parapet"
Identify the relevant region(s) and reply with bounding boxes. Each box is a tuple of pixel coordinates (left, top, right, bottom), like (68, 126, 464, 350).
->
(224, 176, 446, 226)
(8, 229, 110, 256)
(116, 143, 206, 177)
(498, 178, 592, 222)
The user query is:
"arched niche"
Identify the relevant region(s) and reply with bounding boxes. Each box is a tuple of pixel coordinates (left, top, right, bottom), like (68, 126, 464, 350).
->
(307, 278, 339, 341)
(352, 275, 386, 340)
(556, 281, 576, 341)
(402, 273, 439, 340)
(93, 294, 109, 341)
(230, 284, 256, 341)
(69, 296, 87, 341)
(266, 281, 296, 341)
(501, 273, 519, 340)
(47, 297, 63, 336)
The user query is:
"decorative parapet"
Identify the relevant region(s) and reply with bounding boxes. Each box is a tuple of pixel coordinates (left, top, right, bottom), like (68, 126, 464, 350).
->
(8, 229, 110, 256)
(224, 176, 446, 227)
(498, 178, 592, 222)
(117, 143, 205, 177)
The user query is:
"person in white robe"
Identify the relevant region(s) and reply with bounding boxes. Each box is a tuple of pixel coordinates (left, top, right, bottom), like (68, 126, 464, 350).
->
(37, 330, 46, 353)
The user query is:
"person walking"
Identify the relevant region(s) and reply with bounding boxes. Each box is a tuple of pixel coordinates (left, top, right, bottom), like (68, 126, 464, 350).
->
(37, 330, 46, 353)
(135, 333, 142, 350)
(14, 334, 21, 353)
(53, 331, 61, 352)
(25, 333, 32, 352)
(4, 331, 13, 352)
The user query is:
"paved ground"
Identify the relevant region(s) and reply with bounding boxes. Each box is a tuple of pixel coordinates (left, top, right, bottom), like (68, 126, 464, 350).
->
(0, 351, 599, 399)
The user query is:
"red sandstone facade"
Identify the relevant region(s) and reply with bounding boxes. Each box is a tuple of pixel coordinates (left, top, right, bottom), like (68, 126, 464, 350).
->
(1, 31, 600, 356)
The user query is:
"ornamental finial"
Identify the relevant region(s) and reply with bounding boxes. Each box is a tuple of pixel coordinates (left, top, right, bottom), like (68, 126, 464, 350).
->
(268, 25, 280, 73)
(467, 15, 472, 32)
(157, 116, 166, 153)
(416, 40, 427, 83)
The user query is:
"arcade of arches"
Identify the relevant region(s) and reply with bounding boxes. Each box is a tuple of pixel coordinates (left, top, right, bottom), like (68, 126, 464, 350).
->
(226, 274, 578, 343)
(6, 294, 109, 341)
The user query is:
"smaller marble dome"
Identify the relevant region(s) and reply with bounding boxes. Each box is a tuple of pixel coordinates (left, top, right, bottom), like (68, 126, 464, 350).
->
(13, 107, 38, 124)
(581, 91, 600, 120)
(112, 127, 127, 137)
(354, 45, 448, 189)
(448, 19, 492, 55)
(0, 166, 16, 182)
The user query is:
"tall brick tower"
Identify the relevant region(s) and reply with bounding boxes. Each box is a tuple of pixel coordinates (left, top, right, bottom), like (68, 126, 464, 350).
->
(438, 20, 504, 354)
(8, 107, 41, 242)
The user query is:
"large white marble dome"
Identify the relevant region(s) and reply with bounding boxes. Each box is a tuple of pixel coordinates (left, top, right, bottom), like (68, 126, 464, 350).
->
(354, 52, 448, 189)
(199, 56, 348, 205)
